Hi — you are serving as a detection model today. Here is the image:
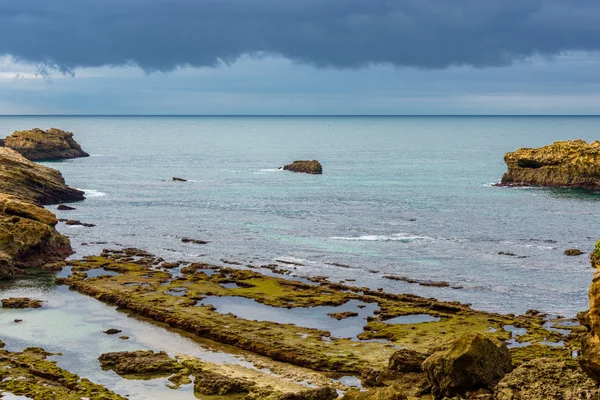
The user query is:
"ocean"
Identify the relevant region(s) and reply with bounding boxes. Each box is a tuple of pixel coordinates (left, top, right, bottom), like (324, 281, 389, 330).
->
(2, 115, 599, 317)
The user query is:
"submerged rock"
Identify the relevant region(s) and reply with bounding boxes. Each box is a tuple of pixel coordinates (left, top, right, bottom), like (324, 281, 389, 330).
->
(327, 311, 359, 320)
(499, 140, 600, 189)
(1, 297, 43, 309)
(3, 127, 89, 161)
(283, 160, 323, 175)
(494, 358, 598, 400)
(421, 333, 512, 398)
(181, 237, 209, 245)
(98, 350, 184, 375)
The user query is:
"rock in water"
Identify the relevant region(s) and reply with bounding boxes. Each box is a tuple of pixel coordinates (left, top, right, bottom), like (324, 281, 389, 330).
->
(1, 297, 43, 309)
(4, 128, 89, 161)
(0, 147, 85, 204)
(98, 350, 184, 375)
(283, 160, 323, 174)
(172, 177, 187, 182)
(421, 333, 512, 398)
(494, 358, 598, 400)
(499, 140, 600, 189)
(564, 248, 584, 256)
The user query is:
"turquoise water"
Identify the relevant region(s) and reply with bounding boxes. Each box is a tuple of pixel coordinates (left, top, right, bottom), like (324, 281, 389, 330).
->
(1, 116, 599, 317)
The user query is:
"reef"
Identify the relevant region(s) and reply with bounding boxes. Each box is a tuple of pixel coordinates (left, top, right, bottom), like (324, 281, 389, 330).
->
(3, 127, 89, 161)
(499, 140, 600, 189)
(1, 297, 43, 309)
(283, 160, 323, 174)
(60, 248, 584, 399)
(0, 347, 125, 399)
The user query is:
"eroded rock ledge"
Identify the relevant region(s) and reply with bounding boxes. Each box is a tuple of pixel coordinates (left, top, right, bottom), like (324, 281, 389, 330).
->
(499, 140, 600, 189)
(3, 127, 89, 161)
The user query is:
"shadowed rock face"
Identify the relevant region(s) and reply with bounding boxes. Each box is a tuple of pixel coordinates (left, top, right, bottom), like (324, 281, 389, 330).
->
(283, 160, 323, 175)
(499, 140, 600, 189)
(3, 127, 89, 161)
(0, 147, 85, 204)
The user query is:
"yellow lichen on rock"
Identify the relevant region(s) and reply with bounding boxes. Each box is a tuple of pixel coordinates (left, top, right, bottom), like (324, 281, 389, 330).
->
(500, 140, 600, 189)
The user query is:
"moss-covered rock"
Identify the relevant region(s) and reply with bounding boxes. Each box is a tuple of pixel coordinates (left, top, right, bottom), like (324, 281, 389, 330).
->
(499, 140, 600, 189)
(98, 350, 184, 376)
(388, 349, 427, 373)
(4, 128, 89, 161)
(283, 160, 323, 174)
(591, 239, 600, 269)
(1, 297, 43, 309)
(279, 387, 338, 400)
(422, 333, 512, 398)
(494, 358, 598, 400)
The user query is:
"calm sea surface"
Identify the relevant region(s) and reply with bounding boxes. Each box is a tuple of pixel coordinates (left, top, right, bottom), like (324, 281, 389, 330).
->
(2, 116, 600, 317)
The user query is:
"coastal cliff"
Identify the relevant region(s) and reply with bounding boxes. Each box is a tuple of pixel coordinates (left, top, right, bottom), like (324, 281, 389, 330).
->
(580, 239, 600, 381)
(3, 128, 89, 161)
(500, 140, 600, 189)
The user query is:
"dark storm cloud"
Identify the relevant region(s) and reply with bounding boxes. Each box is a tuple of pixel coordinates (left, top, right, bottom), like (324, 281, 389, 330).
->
(1, 0, 600, 72)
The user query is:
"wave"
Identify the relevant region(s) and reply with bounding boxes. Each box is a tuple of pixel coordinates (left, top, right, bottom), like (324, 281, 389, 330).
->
(78, 189, 107, 197)
(330, 233, 434, 242)
(259, 168, 283, 172)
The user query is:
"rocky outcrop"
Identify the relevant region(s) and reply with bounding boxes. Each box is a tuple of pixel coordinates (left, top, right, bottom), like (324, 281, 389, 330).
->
(1, 297, 43, 309)
(580, 238, 600, 382)
(0, 194, 73, 279)
(421, 334, 512, 398)
(494, 358, 598, 400)
(283, 160, 323, 175)
(3, 128, 89, 161)
(98, 350, 184, 375)
(388, 349, 427, 373)
(0, 147, 85, 204)
(499, 140, 600, 189)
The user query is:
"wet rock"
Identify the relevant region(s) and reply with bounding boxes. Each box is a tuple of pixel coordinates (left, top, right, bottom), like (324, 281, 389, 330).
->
(181, 237, 209, 245)
(14, 319, 22, 323)
(327, 311, 359, 320)
(497, 252, 517, 257)
(119, 336, 129, 340)
(64, 219, 96, 227)
(499, 140, 600, 189)
(103, 328, 122, 335)
(57, 204, 76, 210)
(98, 350, 184, 375)
(0, 253, 14, 280)
(421, 333, 512, 398)
(283, 160, 323, 175)
(388, 349, 427, 373)
(41, 261, 66, 272)
(564, 248, 584, 256)
(494, 358, 598, 400)
(342, 386, 408, 400)
(1, 297, 43, 309)
(193, 369, 254, 395)
(279, 387, 338, 400)
(4, 128, 89, 161)
(172, 177, 187, 182)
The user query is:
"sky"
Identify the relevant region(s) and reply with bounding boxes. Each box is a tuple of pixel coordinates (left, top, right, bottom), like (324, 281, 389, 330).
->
(1, 0, 600, 115)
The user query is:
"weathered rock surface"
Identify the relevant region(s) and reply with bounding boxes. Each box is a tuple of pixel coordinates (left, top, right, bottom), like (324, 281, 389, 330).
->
(494, 358, 598, 400)
(98, 350, 184, 375)
(0, 194, 73, 279)
(279, 387, 338, 400)
(3, 128, 89, 161)
(283, 160, 323, 175)
(193, 369, 254, 395)
(499, 140, 600, 189)
(0, 147, 84, 205)
(388, 349, 427, 373)
(422, 333, 512, 398)
(342, 386, 408, 400)
(565, 248, 584, 256)
(592, 240, 600, 269)
(1, 297, 43, 309)
(580, 248, 600, 381)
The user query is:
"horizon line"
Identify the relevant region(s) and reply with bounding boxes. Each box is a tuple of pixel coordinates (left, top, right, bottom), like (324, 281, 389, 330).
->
(1, 114, 600, 117)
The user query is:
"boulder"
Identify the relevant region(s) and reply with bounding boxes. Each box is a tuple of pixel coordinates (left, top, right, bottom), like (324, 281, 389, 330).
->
(499, 140, 600, 189)
(4, 128, 89, 161)
(494, 358, 598, 400)
(0, 147, 85, 205)
(283, 160, 323, 175)
(388, 349, 427, 373)
(421, 333, 512, 398)
(98, 350, 184, 375)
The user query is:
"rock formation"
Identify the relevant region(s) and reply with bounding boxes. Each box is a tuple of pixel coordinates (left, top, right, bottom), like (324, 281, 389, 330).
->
(283, 160, 323, 175)
(3, 128, 89, 161)
(0, 147, 84, 204)
(499, 140, 600, 189)
(421, 333, 512, 398)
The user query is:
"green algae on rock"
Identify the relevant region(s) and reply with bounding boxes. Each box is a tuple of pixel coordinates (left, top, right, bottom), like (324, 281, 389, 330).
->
(98, 350, 184, 376)
(3, 127, 89, 161)
(0, 347, 125, 399)
(1, 297, 43, 309)
(283, 160, 323, 174)
(499, 140, 600, 189)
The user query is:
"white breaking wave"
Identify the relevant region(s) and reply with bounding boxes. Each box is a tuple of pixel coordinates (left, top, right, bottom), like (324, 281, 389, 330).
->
(330, 233, 434, 242)
(79, 189, 107, 197)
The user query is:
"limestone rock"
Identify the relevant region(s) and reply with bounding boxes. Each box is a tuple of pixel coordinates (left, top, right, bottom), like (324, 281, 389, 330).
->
(494, 358, 598, 400)
(499, 140, 600, 189)
(421, 333, 512, 398)
(283, 160, 323, 175)
(4, 127, 89, 161)
(98, 350, 184, 375)
(0, 147, 84, 204)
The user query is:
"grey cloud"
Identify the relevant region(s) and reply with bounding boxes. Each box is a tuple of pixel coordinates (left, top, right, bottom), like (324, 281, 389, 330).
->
(1, 0, 600, 72)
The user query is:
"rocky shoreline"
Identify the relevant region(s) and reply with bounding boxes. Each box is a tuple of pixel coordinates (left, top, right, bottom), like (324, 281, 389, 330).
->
(2, 131, 600, 399)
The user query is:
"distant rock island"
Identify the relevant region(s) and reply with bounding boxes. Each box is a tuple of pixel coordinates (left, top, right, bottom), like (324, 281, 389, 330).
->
(499, 140, 600, 189)
(2, 128, 89, 161)
(283, 160, 323, 174)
